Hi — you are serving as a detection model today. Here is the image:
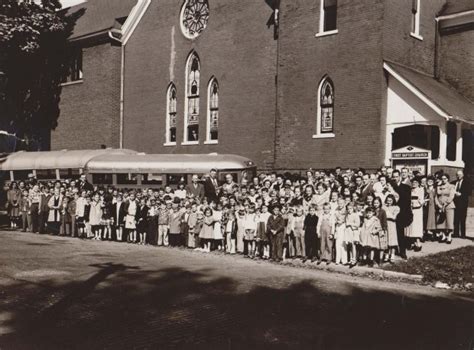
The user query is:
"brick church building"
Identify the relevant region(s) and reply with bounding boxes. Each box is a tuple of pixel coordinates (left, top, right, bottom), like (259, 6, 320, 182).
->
(53, 0, 474, 174)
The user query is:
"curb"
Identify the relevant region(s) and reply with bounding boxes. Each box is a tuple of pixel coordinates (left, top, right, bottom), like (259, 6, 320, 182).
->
(278, 259, 424, 283)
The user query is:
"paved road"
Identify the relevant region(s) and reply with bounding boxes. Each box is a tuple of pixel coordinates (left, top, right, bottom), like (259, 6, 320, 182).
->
(0, 231, 472, 350)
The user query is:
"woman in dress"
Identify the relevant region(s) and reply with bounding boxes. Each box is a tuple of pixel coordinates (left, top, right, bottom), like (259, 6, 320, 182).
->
(7, 182, 21, 229)
(424, 177, 437, 240)
(199, 207, 215, 252)
(384, 194, 400, 263)
(435, 174, 456, 244)
(405, 178, 425, 251)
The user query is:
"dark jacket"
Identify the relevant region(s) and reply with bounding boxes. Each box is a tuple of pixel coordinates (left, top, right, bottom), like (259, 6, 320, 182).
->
(391, 181, 413, 227)
(112, 201, 127, 226)
(185, 183, 205, 200)
(204, 176, 219, 202)
(453, 177, 472, 207)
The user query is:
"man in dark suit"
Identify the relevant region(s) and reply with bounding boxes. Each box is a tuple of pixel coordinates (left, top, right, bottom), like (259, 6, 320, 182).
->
(185, 174, 205, 200)
(391, 169, 412, 259)
(204, 168, 219, 203)
(453, 170, 471, 238)
(78, 174, 94, 193)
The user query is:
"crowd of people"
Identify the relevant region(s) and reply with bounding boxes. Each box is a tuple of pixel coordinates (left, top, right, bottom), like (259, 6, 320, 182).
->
(3, 166, 471, 267)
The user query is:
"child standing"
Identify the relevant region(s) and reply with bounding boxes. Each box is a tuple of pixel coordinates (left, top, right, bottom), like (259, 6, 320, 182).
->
(255, 205, 271, 259)
(334, 198, 348, 265)
(212, 203, 224, 250)
(360, 207, 383, 267)
(384, 195, 400, 263)
(291, 207, 306, 260)
(200, 208, 215, 252)
(304, 206, 319, 262)
(157, 201, 170, 246)
(225, 210, 237, 254)
(243, 204, 257, 257)
(344, 202, 360, 266)
(236, 208, 246, 254)
(187, 204, 198, 248)
(317, 203, 335, 264)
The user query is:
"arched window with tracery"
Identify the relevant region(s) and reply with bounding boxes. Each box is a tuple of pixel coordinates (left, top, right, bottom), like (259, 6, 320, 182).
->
(206, 78, 219, 143)
(184, 51, 200, 143)
(166, 83, 177, 144)
(314, 76, 335, 138)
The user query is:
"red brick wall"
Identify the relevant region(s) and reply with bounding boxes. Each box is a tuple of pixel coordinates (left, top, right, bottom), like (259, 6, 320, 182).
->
(439, 30, 474, 102)
(123, 0, 278, 169)
(275, 0, 386, 171)
(51, 42, 122, 150)
(382, 0, 446, 75)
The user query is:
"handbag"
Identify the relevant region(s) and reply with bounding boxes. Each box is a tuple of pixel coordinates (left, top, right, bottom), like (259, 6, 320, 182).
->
(436, 209, 446, 225)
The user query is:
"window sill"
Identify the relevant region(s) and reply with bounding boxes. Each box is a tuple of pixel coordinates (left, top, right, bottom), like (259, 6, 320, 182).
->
(163, 142, 177, 147)
(181, 141, 199, 146)
(204, 140, 218, 145)
(312, 133, 335, 139)
(315, 29, 338, 38)
(410, 32, 423, 41)
(60, 80, 84, 87)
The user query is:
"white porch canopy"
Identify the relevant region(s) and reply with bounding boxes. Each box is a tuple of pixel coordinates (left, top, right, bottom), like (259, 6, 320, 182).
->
(383, 61, 474, 170)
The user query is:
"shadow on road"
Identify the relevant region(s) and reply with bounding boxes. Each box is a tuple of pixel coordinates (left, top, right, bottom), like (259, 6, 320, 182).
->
(0, 262, 472, 349)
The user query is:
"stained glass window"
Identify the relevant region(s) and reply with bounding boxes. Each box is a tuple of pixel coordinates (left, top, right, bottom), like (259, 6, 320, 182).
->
(180, 0, 210, 39)
(186, 52, 200, 141)
(319, 77, 334, 134)
(167, 83, 177, 143)
(208, 78, 219, 141)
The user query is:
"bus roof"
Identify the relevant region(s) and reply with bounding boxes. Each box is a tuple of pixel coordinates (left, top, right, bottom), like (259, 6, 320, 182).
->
(0, 149, 136, 171)
(85, 153, 255, 174)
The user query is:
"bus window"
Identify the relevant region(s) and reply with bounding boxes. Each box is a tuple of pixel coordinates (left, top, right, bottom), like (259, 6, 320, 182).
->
(36, 169, 55, 180)
(166, 174, 187, 186)
(59, 169, 81, 180)
(13, 171, 30, 181)
(142, 174, 163, 186)
(117, 173, 138, 185)
(219, 172, 237, 183)
(92, 173, 113, 185)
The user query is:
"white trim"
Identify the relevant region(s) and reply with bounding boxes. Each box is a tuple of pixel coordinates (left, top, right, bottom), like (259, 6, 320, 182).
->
(165, 83, 177, 144)
(315, 29, 338, 37)
(409, 32, 423, 41)
(206, 77, 219, 144)
(312, 133, 335, 139)
(163, 142, 177, 147)
(436, 9, 474, 21)
(60, 79, 83, 87)
(122, 0, 151, 45)
(411, 0, 421, 38)
(181, 141, 199, 146)
(183, 51, 200, 143)
(383, 62, 450, 119)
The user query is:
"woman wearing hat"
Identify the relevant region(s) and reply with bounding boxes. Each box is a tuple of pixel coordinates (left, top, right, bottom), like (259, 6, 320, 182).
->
(404, 178, 425, 251)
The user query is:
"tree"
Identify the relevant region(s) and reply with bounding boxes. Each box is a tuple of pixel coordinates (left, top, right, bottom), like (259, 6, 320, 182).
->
(0, 0, 84, 151)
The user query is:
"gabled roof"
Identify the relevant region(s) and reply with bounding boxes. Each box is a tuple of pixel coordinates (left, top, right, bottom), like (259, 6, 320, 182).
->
(384, 61, 474, 125)
(65, 0, 137, 40)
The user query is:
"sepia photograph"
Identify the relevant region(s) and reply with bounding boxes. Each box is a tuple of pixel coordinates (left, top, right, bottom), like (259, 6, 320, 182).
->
(0, 0, 473, 348)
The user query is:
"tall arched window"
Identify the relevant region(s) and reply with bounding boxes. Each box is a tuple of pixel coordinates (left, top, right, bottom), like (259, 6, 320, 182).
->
(314, 76, 335, 138)
(206, 78, 219, 143)
(184, 51, 200, 143)
(166, 83, 177, 144)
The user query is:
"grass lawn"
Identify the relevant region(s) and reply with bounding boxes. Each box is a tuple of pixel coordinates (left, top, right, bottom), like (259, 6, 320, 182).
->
(384, 246, 474, 290)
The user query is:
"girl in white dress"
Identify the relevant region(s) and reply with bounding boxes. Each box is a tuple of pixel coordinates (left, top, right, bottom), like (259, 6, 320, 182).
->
(125, 193, 138, 243)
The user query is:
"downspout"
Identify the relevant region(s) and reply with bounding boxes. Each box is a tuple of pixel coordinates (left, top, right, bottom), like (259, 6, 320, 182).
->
(108, 30, 124, 149)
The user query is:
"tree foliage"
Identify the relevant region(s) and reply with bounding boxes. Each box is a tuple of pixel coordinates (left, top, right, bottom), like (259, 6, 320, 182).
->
(0, 0, 84, 150)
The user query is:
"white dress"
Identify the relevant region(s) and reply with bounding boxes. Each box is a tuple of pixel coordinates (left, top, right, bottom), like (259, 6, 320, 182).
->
(212, 210, 223, 240)
(405, 187, 424, 238)
(125, 200, 137, 230)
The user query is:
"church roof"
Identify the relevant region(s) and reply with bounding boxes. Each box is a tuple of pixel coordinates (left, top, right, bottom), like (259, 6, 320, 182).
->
(65, 0, 137, 40)
(384, 61, 474, 124)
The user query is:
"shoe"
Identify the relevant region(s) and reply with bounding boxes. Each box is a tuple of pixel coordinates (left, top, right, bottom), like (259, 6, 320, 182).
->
(446, 240, 452, 245)
(400, 254, 408, 260)
(414, 246, 422, 252)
